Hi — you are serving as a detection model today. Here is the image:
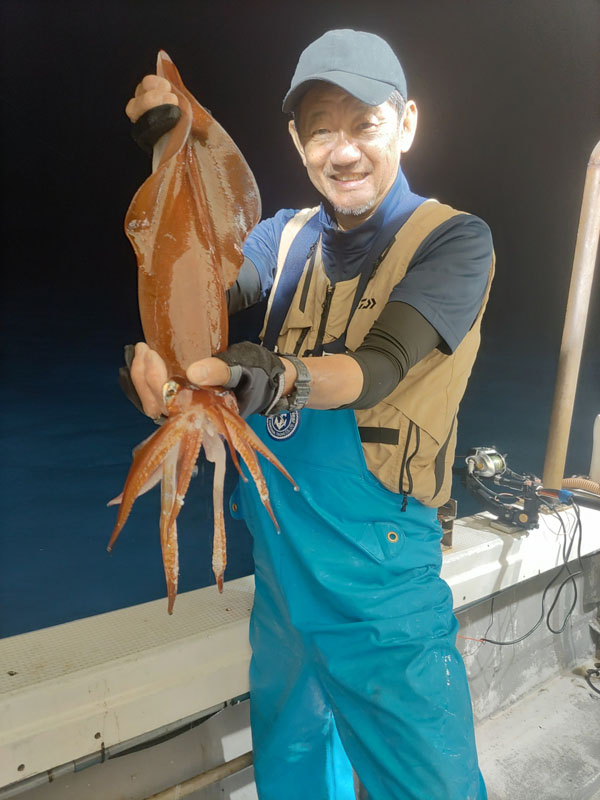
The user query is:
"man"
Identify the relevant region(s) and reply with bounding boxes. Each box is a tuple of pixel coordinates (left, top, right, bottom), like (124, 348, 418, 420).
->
(126, 29, 492, 800)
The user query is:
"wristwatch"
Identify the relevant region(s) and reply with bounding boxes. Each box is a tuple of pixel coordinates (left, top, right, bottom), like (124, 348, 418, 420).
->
(269, 354, 311, 414)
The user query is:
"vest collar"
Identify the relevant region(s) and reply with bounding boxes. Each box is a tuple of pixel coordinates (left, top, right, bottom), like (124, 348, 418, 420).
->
(318, 167, 424, 283)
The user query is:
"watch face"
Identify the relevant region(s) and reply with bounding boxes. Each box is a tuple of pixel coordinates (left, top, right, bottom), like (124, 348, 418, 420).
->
(266, 410, 301, 440)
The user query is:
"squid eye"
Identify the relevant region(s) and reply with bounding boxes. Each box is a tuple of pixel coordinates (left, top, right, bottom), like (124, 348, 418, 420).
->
(162, 380, 180, 406)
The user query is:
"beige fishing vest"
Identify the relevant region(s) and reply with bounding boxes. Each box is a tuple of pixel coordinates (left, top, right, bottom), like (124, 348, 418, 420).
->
(260, 200, 495, 507)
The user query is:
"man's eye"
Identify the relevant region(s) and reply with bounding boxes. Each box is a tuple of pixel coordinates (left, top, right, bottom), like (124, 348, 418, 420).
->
(357, 121, 377, 132)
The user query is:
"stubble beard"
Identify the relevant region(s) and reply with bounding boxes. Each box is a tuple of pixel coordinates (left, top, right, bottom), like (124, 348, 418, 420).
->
(331, 197, 377, 219)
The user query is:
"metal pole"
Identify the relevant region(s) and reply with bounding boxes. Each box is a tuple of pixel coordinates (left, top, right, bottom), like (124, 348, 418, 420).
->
(145, 751, 253, 800)
(543, 140, 600, 490)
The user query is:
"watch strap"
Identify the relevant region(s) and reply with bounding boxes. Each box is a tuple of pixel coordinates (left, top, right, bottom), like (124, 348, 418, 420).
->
(270, 355, 311, 414)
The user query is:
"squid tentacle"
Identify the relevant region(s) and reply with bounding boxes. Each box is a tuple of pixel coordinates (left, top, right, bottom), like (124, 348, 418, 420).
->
(202, 430, 228, 592)
(108, 415, 187, 550)
(107, 462, 163, 508)
(213, 403, 247, 482)
(226, 423, 280, 531)
(220, 404, 297, 489)
(160, 446, 180, 614)
(166, 423, 204, 535)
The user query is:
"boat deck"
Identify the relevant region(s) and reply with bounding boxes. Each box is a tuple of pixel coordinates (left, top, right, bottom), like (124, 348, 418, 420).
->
(1, 507, 598, 799)
(478, 669, 600, 800)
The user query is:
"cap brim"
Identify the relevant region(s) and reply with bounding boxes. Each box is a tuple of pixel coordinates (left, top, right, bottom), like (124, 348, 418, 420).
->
(282, 71, 396, 113)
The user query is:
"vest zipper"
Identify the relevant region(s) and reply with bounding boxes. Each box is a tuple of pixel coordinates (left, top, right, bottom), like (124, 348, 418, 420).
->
(313, 284, 335, 354)
(399, 421, 414, 511)
(405, 425, 421, 497)
(299, 240, 319, 313)
(399, 422, 421, 511)
(293, 327, 310, 355)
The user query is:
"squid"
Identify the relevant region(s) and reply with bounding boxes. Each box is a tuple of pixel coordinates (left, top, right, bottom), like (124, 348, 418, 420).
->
(108, 51, 295, 613)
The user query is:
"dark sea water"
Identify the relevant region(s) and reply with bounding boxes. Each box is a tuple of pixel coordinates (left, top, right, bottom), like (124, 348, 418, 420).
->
(1, 0, 598, 639)
(0, 289, 597, 638)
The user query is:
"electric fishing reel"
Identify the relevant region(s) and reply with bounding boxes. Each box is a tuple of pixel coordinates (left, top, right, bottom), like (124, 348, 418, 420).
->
(463, 447, 544, 529)
(462, 445, 600, 529)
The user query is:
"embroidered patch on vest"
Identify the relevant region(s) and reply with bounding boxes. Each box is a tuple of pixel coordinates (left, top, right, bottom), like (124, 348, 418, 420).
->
(266, 411, 300, 440)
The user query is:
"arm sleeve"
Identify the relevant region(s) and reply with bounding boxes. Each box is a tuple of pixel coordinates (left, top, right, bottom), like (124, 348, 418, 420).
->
(342, 301, 442, 409)
(242, 208, 299, 297)
(226, 209, 301, 313)
(226, 257, 262, 314)
(390, 214, 493, 353)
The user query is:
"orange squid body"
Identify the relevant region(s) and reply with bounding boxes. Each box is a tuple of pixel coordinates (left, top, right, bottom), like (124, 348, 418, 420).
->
(126, 50, 260, 375)
(109, 52, 295, 612)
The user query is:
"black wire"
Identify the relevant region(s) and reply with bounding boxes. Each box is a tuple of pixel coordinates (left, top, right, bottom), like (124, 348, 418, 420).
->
(483, 596, 496, 640)
(481, 502, 583, 646)
(482, 601, 544, 646)
(545, 571, 580, 634)
(585, 668, 600, 695)
(573, 500, 585, 571)
(546, 501, 582, 634)
(469, 472, 517, 506)
(460, 594, 497, 657)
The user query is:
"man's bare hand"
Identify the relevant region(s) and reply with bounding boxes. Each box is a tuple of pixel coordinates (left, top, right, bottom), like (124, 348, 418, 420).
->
(130, 342, 169, 418)
(186, 358, 231, 388)
(130, 344, 231, 419)
(125, 75, 179, 123)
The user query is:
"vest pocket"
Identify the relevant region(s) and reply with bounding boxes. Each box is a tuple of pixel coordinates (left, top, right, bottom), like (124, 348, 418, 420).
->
(397, 413, 443, 503)
(356, 401, 446, 504)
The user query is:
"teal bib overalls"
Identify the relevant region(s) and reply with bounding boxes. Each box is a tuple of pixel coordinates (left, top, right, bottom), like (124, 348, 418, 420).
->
(232, 406, 486, 799)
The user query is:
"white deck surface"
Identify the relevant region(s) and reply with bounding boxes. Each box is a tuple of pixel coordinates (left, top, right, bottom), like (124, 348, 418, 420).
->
(0, 578, 254, 786)
(477, 669, 600, 800)
(1, 506, 598, 794)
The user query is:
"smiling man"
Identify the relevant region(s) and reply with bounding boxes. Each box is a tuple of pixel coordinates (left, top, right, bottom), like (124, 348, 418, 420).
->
(126, 29, 493, 799)
(288, 83, 413, 226)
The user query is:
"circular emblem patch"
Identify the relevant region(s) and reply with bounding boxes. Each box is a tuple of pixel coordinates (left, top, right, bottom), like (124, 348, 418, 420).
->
(266, 410, 300, 440)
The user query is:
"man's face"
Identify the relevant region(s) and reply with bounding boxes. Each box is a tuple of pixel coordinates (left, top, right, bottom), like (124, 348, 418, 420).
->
(289, 84, 416, 230)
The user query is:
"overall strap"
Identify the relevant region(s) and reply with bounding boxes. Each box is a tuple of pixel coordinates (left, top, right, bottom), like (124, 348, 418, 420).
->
(316, 194, 425, 356)
(262, 211, 322, 350)
(318, 234, 398, 355)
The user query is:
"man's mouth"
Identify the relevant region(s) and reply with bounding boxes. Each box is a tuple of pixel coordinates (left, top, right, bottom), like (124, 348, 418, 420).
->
(330, 173, 368, 183)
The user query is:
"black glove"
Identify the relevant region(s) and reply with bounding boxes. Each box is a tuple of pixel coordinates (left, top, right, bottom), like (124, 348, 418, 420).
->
(131, 104, 182, 155)
(215, 342, 285, 418)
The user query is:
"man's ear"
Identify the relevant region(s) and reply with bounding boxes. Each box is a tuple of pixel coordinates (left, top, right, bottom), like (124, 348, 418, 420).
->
(288, 119, 307, 167)
(399, 100, 418, 154)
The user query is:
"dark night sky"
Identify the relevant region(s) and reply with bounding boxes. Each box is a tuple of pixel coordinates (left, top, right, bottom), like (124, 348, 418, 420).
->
(1, 1, 598, 633)
(2, 1, 599, 346)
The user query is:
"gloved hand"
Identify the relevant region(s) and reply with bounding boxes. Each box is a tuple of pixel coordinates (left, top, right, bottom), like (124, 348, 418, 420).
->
(131, 104, 182, 155)
(215, 342, 286, 418)
(125, 74, 182, 154)
(120, 341, 285, 421)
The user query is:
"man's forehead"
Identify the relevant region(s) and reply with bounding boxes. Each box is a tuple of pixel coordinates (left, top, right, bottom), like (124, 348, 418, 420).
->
(299, 82, 386, 118)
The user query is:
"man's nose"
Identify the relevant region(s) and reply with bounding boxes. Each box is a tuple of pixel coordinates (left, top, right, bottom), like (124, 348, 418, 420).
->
(330, 134, 361, 166)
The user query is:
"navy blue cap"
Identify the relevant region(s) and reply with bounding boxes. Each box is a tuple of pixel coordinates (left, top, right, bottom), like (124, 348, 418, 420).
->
(282, 29, 407, 113)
